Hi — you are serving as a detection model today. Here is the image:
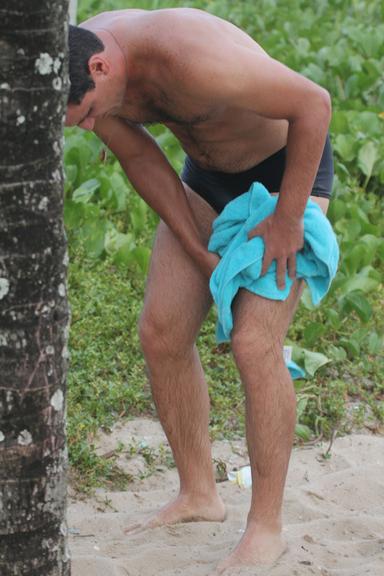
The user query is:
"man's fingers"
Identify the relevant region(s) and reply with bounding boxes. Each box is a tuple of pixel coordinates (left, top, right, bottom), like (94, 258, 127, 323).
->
(248, 227, 260, 240)
(261, 252, 272, 276)
(288, 254, 297, 279)
(277, 258, 287, 290)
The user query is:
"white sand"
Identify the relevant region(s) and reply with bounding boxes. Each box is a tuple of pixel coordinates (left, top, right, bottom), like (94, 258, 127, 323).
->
(69, 418, 384, 576)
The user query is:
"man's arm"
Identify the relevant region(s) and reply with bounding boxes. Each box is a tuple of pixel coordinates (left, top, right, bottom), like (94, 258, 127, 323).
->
(93, 116, 216, 277)
(173, 41, 331, 288)
(181, 45, 331, 220)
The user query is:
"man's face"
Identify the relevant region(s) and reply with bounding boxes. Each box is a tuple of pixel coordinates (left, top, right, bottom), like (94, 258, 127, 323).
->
(65, 54, 116, 131)
(65, 89, 99, 131)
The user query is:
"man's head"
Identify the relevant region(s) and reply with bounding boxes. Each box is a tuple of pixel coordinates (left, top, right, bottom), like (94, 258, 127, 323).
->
(68, 25, 105, 106)
(66, 25, 126, 130)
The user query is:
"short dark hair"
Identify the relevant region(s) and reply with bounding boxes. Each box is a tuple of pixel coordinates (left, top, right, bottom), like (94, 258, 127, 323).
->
(68, 25, 105, 105)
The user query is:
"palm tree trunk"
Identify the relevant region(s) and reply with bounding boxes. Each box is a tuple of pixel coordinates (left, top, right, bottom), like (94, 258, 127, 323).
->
(0, 1, 71, 574)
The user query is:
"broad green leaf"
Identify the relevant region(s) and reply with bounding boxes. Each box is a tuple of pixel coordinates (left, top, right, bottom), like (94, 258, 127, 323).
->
(303, 350, 331, 377)
(303, 322, 326, 346)
(291, 346, 330, 377)
(73, 178, 100, 204)
(367, 332, 383, 355)
(296, 396, 309, 418)
(64, 200, 84, 229)
(358, 141, 378, 179)
(130, 246, 151, 275)
(327, 344, 347, 362)
(339, 338, 360, 358)
(110, 172, 130, 211)
(334, 219, 361, 242)
(348, 204, 370, 224)
(339, 274, 379, 295)
(325, 308, 341, 328)
(104, 229, 135, 256)
(79, 218, 108, 259)
(111, 240, 140, 268)
(328, 198, 346, 221)
(343, 243, 371, 275)
(64, 164, 78, 186)
(340, 291, 372, 323)
(334, 134, 356, 162)
(130, 199, 148, 232)
(331, 111, 349, 134)
(295, 424, 312, 441)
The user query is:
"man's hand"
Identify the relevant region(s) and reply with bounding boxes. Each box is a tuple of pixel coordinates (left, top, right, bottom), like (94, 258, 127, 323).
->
(248, 213, 304, 290)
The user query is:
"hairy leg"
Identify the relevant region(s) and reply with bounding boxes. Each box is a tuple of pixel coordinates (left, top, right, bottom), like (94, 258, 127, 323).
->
(126, 185, 225, 533)
(215, 195, 329, 573)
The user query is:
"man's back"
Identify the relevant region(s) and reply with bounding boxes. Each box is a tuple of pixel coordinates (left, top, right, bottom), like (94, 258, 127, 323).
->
(80, 7, 289, 171)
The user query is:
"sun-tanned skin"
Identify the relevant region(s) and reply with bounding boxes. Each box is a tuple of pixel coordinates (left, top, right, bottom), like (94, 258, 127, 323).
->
(66, 8, 331, 574)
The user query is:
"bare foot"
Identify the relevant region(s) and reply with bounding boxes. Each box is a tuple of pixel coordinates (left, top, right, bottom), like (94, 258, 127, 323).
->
(213, 521, 287, 575)
(124, 492, 226, 535)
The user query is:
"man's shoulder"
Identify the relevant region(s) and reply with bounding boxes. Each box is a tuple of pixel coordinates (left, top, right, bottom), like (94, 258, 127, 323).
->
(79, 8, 151, 34)
(79, 7, 201, 29)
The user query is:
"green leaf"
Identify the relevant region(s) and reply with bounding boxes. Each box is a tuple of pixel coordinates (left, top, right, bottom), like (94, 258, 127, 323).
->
(73, 178, 100, 204)
(334, 134, 356, 162)
(340, 291, 372, 322)
(342, 275, 379, 295)
(334, 219, 361, 242)
(295, 423, 312, 441)
(64, 163, 78, 186)
(331, 111, 349, 133)
(130, 198, 148, 233)
(358, 141, 378, 179)
(303, 350, 331, 377)
(325, 308, 341, 329)
(291, 346, 330, 377)
(130, 246, 151, 275)
(296, 396, 309, 417)
(110, 172, 130, 211)
(78, 218, 108, 259)
(64, 200, 84, 229)
(328, 198, 346, 221)
(339, 338, 360, 358)
(344, 244, 368, 275)
(327, 344, 347, 362)
(104, 229, 135, 256)
(303, 322, 326, 346)
(367, 332, 383, 355)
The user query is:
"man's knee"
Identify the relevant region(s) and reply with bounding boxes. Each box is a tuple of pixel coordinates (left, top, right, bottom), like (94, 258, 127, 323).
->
(231, 325, 284, 368)
(138, 308, 194, 361)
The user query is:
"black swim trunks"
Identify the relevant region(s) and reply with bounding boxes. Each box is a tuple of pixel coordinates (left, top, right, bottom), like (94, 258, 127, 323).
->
(181, 134, 334, 214)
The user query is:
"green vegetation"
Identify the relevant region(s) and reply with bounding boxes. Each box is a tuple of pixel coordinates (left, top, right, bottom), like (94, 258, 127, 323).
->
(66, 0, 384, 491)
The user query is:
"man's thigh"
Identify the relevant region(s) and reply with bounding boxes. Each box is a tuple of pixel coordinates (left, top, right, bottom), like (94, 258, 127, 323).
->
(270, 192, 330, 215)
(231, 194, 330, 352)
(140, 184, 217, 346)
(231, 278, 305, 356)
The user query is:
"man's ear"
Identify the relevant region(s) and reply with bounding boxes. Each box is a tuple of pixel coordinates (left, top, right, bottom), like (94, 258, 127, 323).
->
(88, 54, 110, 78)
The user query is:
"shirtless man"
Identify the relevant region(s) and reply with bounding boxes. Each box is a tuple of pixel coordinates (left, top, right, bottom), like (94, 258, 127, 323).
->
(66, 8, 333, 573)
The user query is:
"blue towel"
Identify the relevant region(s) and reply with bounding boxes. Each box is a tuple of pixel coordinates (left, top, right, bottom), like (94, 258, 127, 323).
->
(208, 182, 339, 378)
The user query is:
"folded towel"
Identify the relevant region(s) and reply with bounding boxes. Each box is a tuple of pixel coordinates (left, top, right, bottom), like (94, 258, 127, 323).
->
(208, 182, 339, 377)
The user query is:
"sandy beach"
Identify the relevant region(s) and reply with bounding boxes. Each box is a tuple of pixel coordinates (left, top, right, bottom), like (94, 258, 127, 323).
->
(69, 418, 384, 576)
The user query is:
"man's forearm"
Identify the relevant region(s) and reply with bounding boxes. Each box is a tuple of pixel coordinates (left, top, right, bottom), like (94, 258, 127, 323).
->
(93, 117, 212, 274)
(274, 90, 331, 222)
(120, 148, 209, 271)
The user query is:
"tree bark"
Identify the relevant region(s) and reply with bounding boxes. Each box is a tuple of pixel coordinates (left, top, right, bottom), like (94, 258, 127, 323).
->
(0, 1, 71, 575)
